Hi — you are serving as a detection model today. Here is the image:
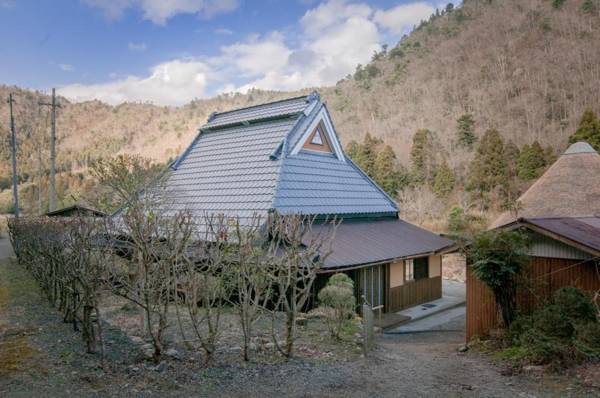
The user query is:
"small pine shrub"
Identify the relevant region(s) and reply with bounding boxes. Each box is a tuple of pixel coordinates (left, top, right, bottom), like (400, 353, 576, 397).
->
(553, 286, 597, 324)
(318, 273, 356, 339)
(500, 286, 598, 368)
(574, 322, 600, 358)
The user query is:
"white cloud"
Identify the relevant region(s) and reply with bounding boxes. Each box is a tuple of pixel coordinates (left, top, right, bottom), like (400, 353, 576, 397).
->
(216, 32, 291, 77)
(300, 0, 372, 35)
(373, 2, 435, 35)
(1, 0, 15, 9)
(214, 27, 233, 35)
(63, 0, 438, 105)
(58, 59, 211, 105)
(83, 0, 239, 25)
(128, 42, 147, 51)
(58, 63, 74, 72)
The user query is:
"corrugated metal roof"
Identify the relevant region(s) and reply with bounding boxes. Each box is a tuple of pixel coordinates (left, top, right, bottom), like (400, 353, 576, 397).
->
(304, 219, 454, 269)
(523, 216, 600, 255)
(203, 95, 310, 130)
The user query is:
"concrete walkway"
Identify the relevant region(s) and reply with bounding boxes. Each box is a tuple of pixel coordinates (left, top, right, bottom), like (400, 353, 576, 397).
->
(397, 279, 464, 321)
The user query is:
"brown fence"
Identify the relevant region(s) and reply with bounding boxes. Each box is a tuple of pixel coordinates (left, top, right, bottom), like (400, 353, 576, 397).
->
(466, 257, 600, 341)
(387, 276, 442, 312)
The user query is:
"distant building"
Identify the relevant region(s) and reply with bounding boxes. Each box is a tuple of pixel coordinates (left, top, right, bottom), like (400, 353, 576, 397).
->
(46, 204, 106, 218)
(159, 92, 453, 312)
(467, 142, 600, 340)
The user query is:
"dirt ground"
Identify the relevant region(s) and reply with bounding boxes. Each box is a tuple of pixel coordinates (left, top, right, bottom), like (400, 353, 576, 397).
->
(1, 237, 598, 397)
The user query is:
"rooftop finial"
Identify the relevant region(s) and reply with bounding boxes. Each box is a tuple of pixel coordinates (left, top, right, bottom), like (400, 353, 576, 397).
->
(307, 91, 320, 102)
(564, 141, 597, 155)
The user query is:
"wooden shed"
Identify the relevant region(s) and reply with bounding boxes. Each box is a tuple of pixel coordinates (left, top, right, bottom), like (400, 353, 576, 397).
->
(466, 142, 600, 341)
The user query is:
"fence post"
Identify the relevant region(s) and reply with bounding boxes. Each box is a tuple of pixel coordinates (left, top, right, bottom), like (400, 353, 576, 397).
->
(362, 304, 374, 355)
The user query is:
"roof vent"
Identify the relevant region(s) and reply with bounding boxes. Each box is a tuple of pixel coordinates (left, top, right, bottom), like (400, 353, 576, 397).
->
(564, 141, 597, 155)
(207, 111, 217, 122)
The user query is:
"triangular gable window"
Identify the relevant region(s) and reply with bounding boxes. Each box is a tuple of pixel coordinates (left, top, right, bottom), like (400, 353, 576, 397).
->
(302, 122, 332, 153)
(311, 129, 324, 145)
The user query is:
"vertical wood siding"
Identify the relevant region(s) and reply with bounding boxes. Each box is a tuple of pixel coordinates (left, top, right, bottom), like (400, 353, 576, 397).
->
(466, 257, 600, 341)
(387, 276, 442, 312)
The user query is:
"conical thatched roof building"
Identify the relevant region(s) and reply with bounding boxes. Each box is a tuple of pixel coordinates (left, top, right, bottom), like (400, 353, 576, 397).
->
(491, 141, 600, 228)
(468, 141, 600, 341)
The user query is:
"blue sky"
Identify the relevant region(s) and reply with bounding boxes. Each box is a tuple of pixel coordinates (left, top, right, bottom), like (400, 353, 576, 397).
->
(0, 0, 448, 105)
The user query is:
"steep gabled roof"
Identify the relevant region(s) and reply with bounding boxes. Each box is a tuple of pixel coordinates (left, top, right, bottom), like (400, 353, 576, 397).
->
(491, 141, 600, 228)
(162, 92, 398, 230)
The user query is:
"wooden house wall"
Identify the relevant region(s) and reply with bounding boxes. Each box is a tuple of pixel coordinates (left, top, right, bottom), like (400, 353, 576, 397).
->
(466, 257, 600, 341)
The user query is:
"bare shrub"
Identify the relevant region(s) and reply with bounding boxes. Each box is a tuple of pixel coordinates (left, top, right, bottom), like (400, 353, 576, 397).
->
(227, 215, 272, 362)
(8, 216, 109, 362)
(266, 214, 337, 358)
(176, 214, 233, 364)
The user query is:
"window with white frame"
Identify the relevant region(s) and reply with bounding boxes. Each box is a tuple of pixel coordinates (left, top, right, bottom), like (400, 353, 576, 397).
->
(404, 259, 414, 282)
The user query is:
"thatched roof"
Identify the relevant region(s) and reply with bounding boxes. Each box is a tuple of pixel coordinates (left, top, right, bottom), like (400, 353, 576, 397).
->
(491, 141, 600, 228)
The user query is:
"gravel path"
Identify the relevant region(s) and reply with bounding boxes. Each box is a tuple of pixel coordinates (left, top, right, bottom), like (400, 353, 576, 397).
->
(0, 237, 597, 398)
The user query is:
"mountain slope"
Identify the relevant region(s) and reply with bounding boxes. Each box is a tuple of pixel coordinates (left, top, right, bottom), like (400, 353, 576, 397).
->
(1, 0, 599, 215)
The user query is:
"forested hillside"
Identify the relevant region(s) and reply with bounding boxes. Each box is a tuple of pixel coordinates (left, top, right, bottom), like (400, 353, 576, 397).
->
(1, 0, 600, 229)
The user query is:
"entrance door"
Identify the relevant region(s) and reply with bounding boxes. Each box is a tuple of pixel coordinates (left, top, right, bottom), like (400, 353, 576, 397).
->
(357, 264, 386, 310)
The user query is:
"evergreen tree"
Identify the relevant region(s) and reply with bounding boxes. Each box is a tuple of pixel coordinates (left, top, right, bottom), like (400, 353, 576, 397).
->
(517, 141, 547, 180)
(447, 206, 467, 235)
(433, 161, 455, 198)
(552, 0, 566, 9)
(504, 141, 520, 179)
(456, 114, 477, 149)
(410, 129, 436, 184)
(581, 0, 597, 14)
(568, 110, 600, 152)
(375, 145, 400, 196)
(345, 140, 360, 160)
(360, 133, 383, 176)
(466, 129, 507, 204)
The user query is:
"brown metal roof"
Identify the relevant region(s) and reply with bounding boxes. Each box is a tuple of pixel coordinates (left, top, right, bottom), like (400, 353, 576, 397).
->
(305, 219, 454, 270)
(46, 205, 107, 218)
(521, 216, 600, 256)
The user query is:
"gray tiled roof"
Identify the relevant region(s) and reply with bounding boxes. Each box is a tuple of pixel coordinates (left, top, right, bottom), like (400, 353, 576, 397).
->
(203, 95, 310, 130)
(163, 117, 298, 227)
(273, 151, 398, 215)
(165, 92, 398, 229)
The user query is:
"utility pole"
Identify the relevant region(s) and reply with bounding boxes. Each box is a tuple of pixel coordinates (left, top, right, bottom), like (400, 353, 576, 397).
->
(39, 88, 61, 212)
(7, 93, 19, 217)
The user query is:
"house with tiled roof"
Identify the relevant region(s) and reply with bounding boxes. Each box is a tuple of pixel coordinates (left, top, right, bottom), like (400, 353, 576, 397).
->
(163, 92, 453, 313)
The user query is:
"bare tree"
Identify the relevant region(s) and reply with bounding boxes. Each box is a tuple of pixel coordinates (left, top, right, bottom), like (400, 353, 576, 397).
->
(105, 206, 193, 360)
(227, 215, 272, 362)
(266, 214, 337, 358)
(176, 214, 232, 364)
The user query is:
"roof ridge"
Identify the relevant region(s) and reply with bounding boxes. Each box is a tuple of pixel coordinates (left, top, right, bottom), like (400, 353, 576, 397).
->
(345, 157, 400, 212)
(208, 93, 311, 120)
